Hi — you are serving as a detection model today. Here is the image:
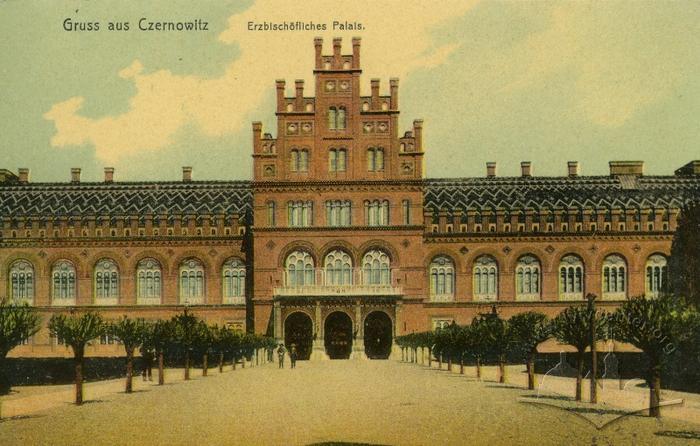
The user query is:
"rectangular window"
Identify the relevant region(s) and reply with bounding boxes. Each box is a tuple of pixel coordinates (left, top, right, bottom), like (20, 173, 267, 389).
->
(267, 202, 276, 227)
(402, 200, 410, 225)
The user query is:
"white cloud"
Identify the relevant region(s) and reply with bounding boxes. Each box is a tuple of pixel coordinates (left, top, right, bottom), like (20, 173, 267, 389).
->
(44, 0, 477, 163)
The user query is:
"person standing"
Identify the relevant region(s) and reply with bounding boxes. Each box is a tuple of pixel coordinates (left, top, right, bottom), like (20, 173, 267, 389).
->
(290, 345, 298, 369)
(277, 344, 287, 369)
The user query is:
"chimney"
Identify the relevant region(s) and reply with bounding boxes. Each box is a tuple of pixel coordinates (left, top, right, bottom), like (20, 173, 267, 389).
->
(371, 78, 380, 103)
(333, 37, 342, 60)
(71, 168, 81, 183)
(182, 166, 192, 182)
(18, 168, 29, 184)
(413, 119, 423, 152)
(314, 37, 323, 69)
(389, 78, 399, 109)
(275, 79, 286, 112)
(567, 161, 579, 178)
(609, 161, 644, 177)
(104, 167, 114, 183)
(352, 37, 361, 69)
(521, 161, 532, 177)
(486, 162, 497, 178)
(252, 122, 262, 152)
(295, 79, 304, 99)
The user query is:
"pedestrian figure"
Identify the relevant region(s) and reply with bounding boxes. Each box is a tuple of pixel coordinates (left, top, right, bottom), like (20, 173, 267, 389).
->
(290, 345, 298, 369)
(277, 344, 287, 369)
(141, 349, 154, 381)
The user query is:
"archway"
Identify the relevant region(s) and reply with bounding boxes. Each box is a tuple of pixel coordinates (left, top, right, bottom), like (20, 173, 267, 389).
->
(324, 311, 353, 359)
(284, 312, 313, 360)
(364, 311, 393, 359)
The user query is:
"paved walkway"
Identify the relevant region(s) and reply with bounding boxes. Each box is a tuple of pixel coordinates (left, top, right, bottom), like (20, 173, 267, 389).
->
(1, 359, 699, 445)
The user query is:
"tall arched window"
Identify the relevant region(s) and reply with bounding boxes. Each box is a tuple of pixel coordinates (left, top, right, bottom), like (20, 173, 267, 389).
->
(179, 258, 205, 304)
(324, 250, 353, 285)
(367, 148, 385, 172)
(365, 200, 389, 226)
(328, 107, 337, 130)
(52, 260, 76, 304)
(473, 256, 497, 301)
(329, 148, 347, 172)
(516, 255, 541, 301)
(94, 258, 119, 304)
(326, 200, 352, 227)
(137, 258, 162, 304)
(267, 201, 276, 227)
(362, 249, 390, 285)
(559, 254, 584, 300)
(430, 256, 455, 301)
(287, 201, 313, 227)
(645, 254, 668, 298)
(602, 254, 627, 300)
(290, 149, 299, 172)
(9, 260, 34, 304)
(285, 251, 315, 287)
(299, 149, 309, 172)
(223, 258, 246, 304)
(337, 107, 346, 129)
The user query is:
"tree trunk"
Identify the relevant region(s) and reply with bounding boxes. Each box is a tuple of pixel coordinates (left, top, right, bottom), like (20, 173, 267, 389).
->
(476, 358, 482, 380)
(125, 348, 134, 393)
(184, 350, 191, 381)
(649, 365, 662, 417)
(527, 352, 535, 390)
(448, 357, 452, 372)
(575, 351, 583, 401)
(233, 357, 237, 370)
(498, 355, 506, 384)
(428, 348, 432, 367)
(438, 355, 442, 370)
(402, 348, 405, 362)
(158, 351, 164, 385)
(460, 355, 464, 375)
(74, 353, 84, 405)
(202, 353, 208, 377)
(422, 347, 425, 365)
(219, 352, 224, 373)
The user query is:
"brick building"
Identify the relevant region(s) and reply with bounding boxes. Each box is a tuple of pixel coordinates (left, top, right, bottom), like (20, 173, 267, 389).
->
(1, 38, 698, 359)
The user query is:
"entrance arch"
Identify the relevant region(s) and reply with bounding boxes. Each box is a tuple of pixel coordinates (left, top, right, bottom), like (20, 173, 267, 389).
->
(324, 311, 353, 359)
(284, 312, 313, 360)
(364, 311, 393, 359)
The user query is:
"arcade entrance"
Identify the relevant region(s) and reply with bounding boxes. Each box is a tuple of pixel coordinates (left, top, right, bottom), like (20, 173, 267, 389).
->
(364, 311, 393, 359)
(324, 311, 353, 359)
(284, 312, 313, 360)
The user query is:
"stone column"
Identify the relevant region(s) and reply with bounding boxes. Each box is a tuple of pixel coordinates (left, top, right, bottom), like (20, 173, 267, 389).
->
(273, 300, 282, 343)
(352, 300, 365, 359)
(311, 300, 326, 360)
(391, 300, 403, 360)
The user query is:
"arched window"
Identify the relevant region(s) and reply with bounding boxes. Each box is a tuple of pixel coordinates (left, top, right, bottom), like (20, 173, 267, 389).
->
(367, 147, 385, 172)
(329, 148, 347, 172)
(328, 107, 337, 130)
(473, 256, 497, 301)
(290, 149, 299, 172)
(602, 254, 627, 300)
(362, 250, 390, 285)
(94, 258, 119, 303)
(179, 258, 205, 304)
(430, 256, 455, 301)
(223, 258, 246, 304)
(337, 107, 346, 129)
(287, 201, 313, 227)
(52, 260, 76, 304)
(645, 254, 668, 298)
(326, 200, 351, 227)
(515, 255, 541, 301)
(324, 250, 353, 285)
(9, 260, 34, 304)
(559, 254, 584, 300)
(365, 200, 389, 226)
(299, 149, 309, 172)
(285, 251, 315, 287)
(267, 201, 276, 227)
(137, 258, 162, 304)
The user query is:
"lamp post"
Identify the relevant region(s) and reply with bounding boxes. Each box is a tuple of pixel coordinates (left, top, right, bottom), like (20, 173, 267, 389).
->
(586, 293, 598, 404)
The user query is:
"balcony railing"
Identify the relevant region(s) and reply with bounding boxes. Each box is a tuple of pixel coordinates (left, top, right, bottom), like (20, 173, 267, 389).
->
(274, 268, 402, 297)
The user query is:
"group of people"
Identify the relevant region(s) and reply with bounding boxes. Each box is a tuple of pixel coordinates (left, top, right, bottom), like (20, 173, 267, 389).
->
(277, 343, 298, 369)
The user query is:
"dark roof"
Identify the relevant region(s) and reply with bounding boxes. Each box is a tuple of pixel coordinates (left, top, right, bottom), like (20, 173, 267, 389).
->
(424, 176, 700, 213)
(0, 182, 252, 217)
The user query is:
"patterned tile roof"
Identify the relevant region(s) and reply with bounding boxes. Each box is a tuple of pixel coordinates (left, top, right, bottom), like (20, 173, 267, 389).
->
(0, 182, 252, 217)
(424, 176, 700, 213)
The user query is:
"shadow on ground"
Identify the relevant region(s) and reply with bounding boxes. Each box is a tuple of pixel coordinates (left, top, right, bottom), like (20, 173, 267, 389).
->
(655, 430, 700, 440)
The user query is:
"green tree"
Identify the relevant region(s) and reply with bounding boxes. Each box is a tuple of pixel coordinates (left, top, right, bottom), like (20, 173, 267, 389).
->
(194, 321, 214, 376)
(109, 316, 147, 393)
(509, 312, 551, 390)
(144, 320, 175, 385)
(551, 305, 607, 401)
(472, 311, 514, 383)
(669, 201, 700, 308)
(611, 296, 695, 417)
(48, 312, 105, 405)
(172, 309, 198, 380)
(467, 319, 489, 380)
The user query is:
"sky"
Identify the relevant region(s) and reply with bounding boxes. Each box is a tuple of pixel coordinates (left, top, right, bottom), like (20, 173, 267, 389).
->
(1, 0, 699, 182)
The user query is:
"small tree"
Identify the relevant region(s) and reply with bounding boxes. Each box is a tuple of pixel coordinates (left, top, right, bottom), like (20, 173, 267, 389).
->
(611, 296, 694, 417)
(172, 309, 198, 380)
(509, 311, 551, 390)
(669, 201, 700, 308)
(109, 316, 147, 393)
(194, 321, 214, 376)
(467, 319, 489, 380)
(48, 312, 105, 405)
(0, 301, 41, 396)
(145, 320, 174, 385)
(551, 305, 607, 401)
(473, 311, 513, 383)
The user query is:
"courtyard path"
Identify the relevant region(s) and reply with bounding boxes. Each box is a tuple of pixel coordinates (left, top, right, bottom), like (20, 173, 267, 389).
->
(1, 359, 699, 445)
